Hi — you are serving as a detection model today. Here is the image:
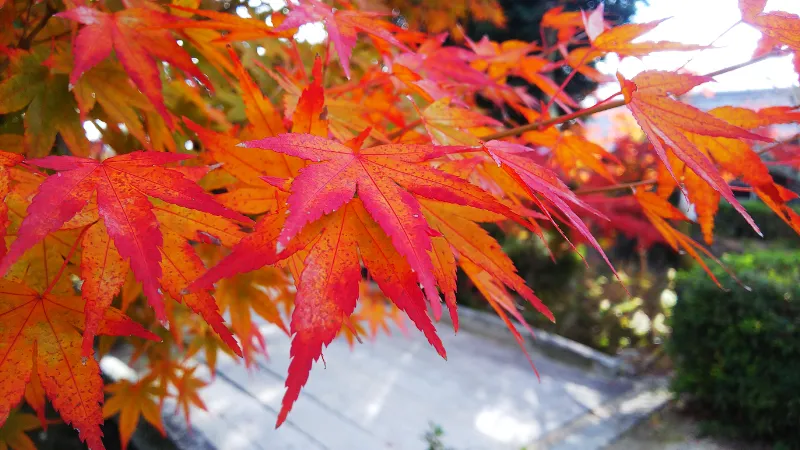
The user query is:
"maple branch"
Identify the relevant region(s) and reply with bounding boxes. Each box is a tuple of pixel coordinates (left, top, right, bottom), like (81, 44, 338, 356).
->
(676, 20, 742, 72)
(481, 99, 627, 141)
(42, 223, 93, 296)
(703, 49, 788, 79)
(573, 179, 657, 195)
(18, 2, 56, 50)
(482, 50, 788, 142)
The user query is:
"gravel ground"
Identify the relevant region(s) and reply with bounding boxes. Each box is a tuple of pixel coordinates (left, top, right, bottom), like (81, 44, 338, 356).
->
(604, 403, 766, 450)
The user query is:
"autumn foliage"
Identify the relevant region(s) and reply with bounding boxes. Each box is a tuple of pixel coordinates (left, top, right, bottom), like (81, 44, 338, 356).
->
(0, 0, 799, 448)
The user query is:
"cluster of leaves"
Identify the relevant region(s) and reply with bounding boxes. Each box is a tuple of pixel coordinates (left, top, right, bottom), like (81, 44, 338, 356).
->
(0, 0, 799, 448)
(669, 250, 800, 447)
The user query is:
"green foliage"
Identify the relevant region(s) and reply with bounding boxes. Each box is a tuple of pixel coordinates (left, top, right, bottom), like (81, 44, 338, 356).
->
(457, 229, 674, 355)
(422, 422, 452, 450)
(712, 200, 800, 244)
(669, 251, 800, 447)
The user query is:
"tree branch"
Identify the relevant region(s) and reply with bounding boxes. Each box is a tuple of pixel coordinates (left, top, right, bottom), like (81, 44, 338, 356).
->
(703, 49, 788, 78)
(481, 99, 626, 141)
(18, 3, 56, 50)
(480, 49, 789, 142)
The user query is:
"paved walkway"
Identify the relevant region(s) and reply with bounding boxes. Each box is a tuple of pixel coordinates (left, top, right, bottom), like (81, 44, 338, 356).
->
(134, 316, 669, 450)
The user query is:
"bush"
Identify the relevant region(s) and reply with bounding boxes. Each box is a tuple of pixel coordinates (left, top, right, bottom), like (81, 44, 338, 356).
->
(669, 251, 800, 447)
(712, 200, 800, 244)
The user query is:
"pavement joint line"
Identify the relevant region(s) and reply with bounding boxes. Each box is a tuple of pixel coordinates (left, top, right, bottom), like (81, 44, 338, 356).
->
(527, 377, 671, 449)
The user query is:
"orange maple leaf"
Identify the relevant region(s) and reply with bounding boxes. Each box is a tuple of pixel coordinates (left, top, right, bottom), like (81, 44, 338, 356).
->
(103, 377, 167, 450)
(0, 152, 24, 261)
(659, 106, 800, 243)
(618, 71, 772, 236)
(590, 19, 706, 57)
(635, 190, 729, 286)
(740, 1, 800, 81)
(57, 5, 211, 127)
(276, 0, 407, 79)
(0, 410, 41, 450)
(234, 130, 529, 310)
(273, 200, 445, 426)
(0, 279, 159, 450)
(0, 152, 251, 327)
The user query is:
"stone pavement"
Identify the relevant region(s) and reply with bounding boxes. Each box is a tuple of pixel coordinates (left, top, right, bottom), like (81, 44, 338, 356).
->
(109, 314, 670, 450)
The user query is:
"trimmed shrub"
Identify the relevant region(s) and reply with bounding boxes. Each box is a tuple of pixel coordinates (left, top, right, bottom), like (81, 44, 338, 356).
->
(669, 251, 800, 447)
(712, 200, 800, 244)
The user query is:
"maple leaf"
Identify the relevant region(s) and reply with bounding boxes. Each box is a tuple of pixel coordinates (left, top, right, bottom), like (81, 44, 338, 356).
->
(0, 152, 24, 261)
(0, 46, 89, 157)
(617, 71, 772, 237)
(103, 377, 167, 450)
(420, 199, 553, 323)
(72, 60, 154, 148)
(658, 106, 800, 243)
(203, 254, 292, 366)
(157, 215, 243, 355)
(482, 140, 618, 276)
(166, 4, 289, 42)
(0, 410, 40, 450)
(520, 113, 620, 181)
(541, 6, 584, 42)
(459, 258, 540, 376)
(421, 97, 502, 146)
(0, 152, 251, 325)
(634, 190, 730, 285)
(57, 5, 211, 127)
(0, 279, 159, 450)
(740, 2, 800, 81)
(269, 200, 445, 426)
(590, 19, 706, 57)
(240, 130, 535, 308)
(392, 33, 493, 88)
(23, 362, 47, 429)
(264, 56, 392, 143)
(170, 366, 207, 428)
(277, 0, 407, 79)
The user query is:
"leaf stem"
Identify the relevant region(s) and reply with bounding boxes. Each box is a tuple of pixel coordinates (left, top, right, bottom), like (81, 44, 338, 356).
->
(573, 179, 656, 195)
(387, 118, 423, 141)
(543, 48, 591, 111)
(756, 132, 800, 156)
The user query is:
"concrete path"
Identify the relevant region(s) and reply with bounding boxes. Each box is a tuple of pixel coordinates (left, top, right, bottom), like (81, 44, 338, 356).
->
(131, 315, 670, 450)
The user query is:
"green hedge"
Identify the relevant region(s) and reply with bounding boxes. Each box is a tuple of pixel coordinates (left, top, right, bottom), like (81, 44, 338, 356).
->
(669, 251, 800, 447)
(713, 199, 800, 243)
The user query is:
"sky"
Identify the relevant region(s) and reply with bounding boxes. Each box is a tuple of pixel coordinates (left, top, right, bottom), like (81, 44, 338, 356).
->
(276, 0, 799, 95)
(595, 0, 800, 96)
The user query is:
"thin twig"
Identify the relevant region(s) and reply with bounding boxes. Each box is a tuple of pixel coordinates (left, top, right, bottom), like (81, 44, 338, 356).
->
(703, 49, 787, 79)
(573, 179, 657, 195)
(676, 20, 742, 72)
(481, 99, 626, 141)
(543, 48, 591, 111)
(481, 49, 788, 142)
(18, 3, 56, 50)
